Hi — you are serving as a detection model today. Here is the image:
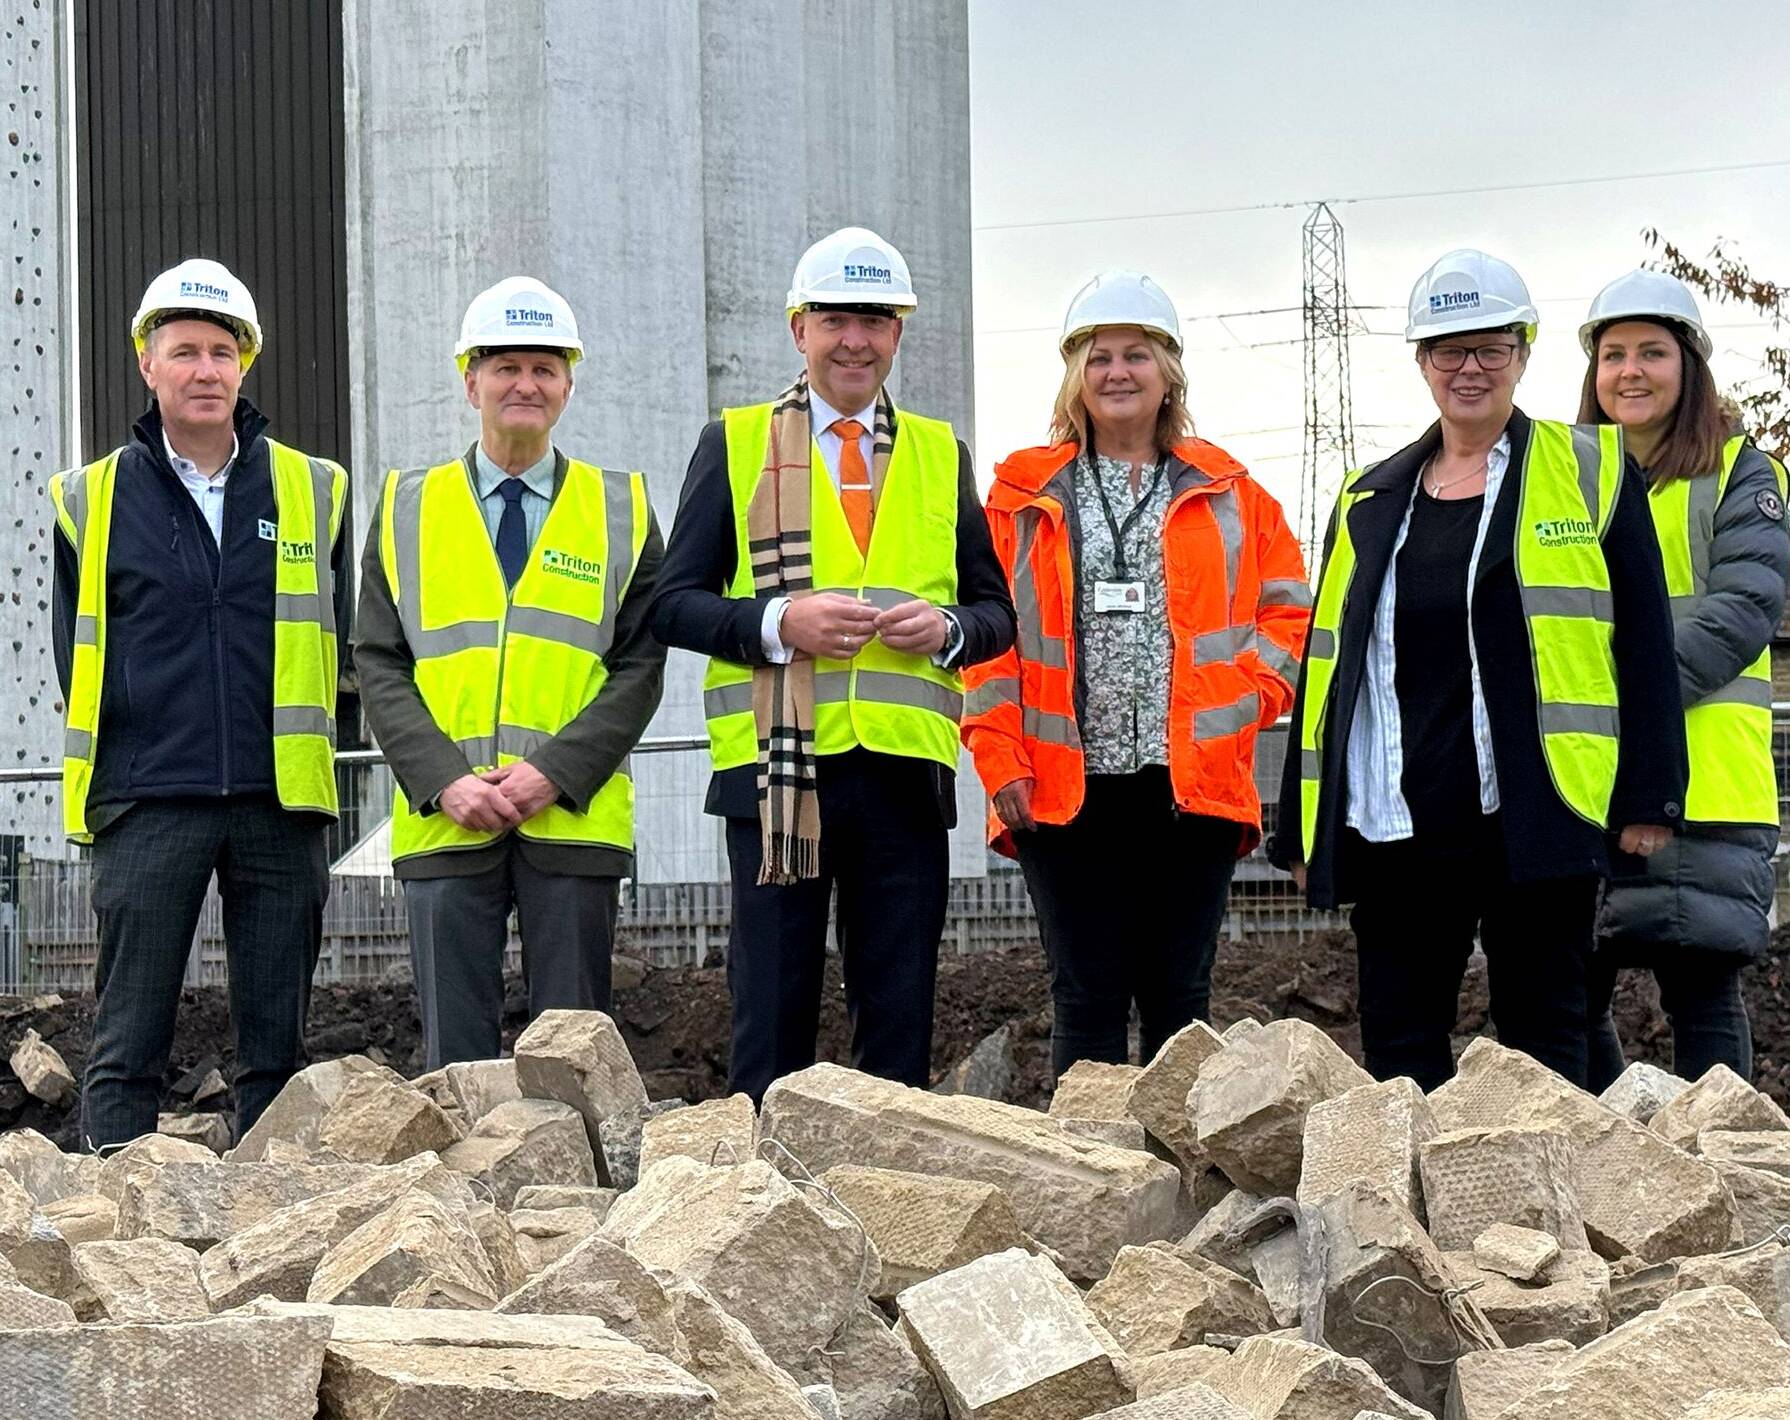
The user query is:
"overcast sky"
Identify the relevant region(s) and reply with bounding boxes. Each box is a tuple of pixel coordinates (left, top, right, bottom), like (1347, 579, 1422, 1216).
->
(965, 0, 1790, 535)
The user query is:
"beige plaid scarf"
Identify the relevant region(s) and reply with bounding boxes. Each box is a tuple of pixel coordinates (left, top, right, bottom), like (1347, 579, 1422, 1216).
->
(747, 374, 896, 883)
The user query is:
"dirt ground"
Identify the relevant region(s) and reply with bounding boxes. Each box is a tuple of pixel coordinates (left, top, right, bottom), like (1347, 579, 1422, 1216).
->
(5, 925, 1787, 1149)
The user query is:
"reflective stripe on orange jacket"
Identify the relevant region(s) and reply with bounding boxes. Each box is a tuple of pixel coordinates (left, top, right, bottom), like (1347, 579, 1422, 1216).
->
(962, 439, 1311, 857)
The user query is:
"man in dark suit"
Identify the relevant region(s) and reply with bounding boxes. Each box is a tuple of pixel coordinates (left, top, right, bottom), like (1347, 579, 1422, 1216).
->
(652, 227, 1015, 1103)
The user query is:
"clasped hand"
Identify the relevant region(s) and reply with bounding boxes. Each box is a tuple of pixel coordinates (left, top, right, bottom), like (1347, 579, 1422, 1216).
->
(439, 761, 559, 831)
(779, 592, 948, 659)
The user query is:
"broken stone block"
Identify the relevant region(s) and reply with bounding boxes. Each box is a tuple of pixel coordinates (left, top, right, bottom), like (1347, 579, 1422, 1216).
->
(497, 1234, 683, 1356)
(116, 1157, 401, 1250)
(806, 1384, 844, 1420)
(1679, 1240, 1790, 1338)
(41, 1192, 116, 1245)
(1058, 1117, 1150, 1150)
(1606, 1251, 1685, 1328)
(1091, 1386, 1254, 1419)
(1471, 1222, 1560, 1282)
(9, 1028, 75, 1105)
(1444, 1339, 1575, 1420)
(509, 1205, 608, 1273)
(820, 1163, 1030, 1302)
(466, 1199, 529, 1297)
(1212, 1334, 1430, 1420)
(1177, 1187, 1265, 1278)
(1418, 1124, 1589, 1252)
(601, 1156, 872, 1376)
(1190, 1018, 1374, 1196)
(1127, 1345, 1232, 1399)
(760, 1063, 1180, 1282)
(96, 1134, 217, 1204)
(1085, 1243, 1274, 1355)
(0, 1313, 330, 1419)
(797, 1300, 946, 1420)
(386, 1274, 494, 1309)
(897, 1247, 1131, 1419)
(3, 1208, 74, 1301)
(1049, 1060, 1143, 1120)
(512, 1008, 649, 1183)
(69, 1237, 209, 1323)
(0, 1274, 76, 1327)
(443, 1058, 523, 1123)
(933, 1023, 1017, 1101)
(1296, 1077, 1435, 1216)
(1709, 1157, 1790, 1246)
(1315, 1182, 1497, 1415)
(512, 1183, 618, 1213)
(440, 1097, 599, 1208)
(1685, 1387, 1790, 1419)
(192, 1067, 229, 1105)
(1597, 1060, 1689, 1122)
(1442, 1248, 1610, 1346)
(198, 1153, 470, 1309)
(1127, 1021, 1226, 1169)
(599, 1098, 686, 1192)
(1649, 1064, 1790, 1150)
(1247, 1226, 1306, 1330)
(0, 1127, 86, 1204)
(316, 1073, 463, 1165)
(639, 1093, 757, 1177)
(307, 1187, 498, 1307)
(1508, 1284, 1790, 1417)
(669, 1278, 819, 1419)
(157, 1111, 232, 1155)
(1700, 1129, 1790, 1179)
(230, 1054, 403, 1162)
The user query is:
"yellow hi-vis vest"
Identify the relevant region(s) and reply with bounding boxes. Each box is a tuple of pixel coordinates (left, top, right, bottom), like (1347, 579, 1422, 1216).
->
(1650, 435, 1788, 827)
(49, 441, 345, 843)
(1299, 420, 1626, 859)
(702, 402, 964, 773)
(379, 455, 650, 863)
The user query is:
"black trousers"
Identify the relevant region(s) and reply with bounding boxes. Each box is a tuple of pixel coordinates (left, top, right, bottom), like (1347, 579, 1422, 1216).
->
(1586, 953, 1753, 1091)
(1014, 768, 1239, 1077)
(81, 796, 327, 1150)
(403, 844, 619, 1070)
(724, 749, 948, 1105)
(1346, 818, 1598, 1092)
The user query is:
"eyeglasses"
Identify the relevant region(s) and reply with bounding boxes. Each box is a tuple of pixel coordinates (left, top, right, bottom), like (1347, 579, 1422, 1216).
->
(1424, 342, 1520, 372)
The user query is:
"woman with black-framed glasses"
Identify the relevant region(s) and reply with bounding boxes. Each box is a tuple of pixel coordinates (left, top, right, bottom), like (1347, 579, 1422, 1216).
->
(1265, 248, 1685, 1090)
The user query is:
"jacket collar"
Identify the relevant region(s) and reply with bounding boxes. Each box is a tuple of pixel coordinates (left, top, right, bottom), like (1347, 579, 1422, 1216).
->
(132, 397, 270, 472)
(993, 438, 1247, 502)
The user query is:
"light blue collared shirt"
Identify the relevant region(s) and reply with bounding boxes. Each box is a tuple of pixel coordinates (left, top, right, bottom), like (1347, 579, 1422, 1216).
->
(472, 445, 556, 555)
(164, 430, 240, 545)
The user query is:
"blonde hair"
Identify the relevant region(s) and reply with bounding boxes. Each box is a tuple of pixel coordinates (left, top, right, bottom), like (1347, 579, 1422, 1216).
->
(1049, 328, 1194, 453)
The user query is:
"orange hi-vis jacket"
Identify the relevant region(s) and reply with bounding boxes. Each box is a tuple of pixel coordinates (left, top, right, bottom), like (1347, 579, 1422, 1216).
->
(963, 439, 1311, 857)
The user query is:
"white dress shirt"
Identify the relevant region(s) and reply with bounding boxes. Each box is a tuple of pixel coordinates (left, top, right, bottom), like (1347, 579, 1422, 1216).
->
(164, 430, 241, 545)
(1345, 433, 1509, 841)
(758, 391, 963, 667)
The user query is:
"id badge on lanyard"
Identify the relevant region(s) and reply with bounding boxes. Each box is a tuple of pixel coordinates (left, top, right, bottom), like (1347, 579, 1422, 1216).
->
(1087, 450, 1162, 615)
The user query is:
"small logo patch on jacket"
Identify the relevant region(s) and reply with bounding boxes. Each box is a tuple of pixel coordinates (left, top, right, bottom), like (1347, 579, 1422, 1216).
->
(258, 518, 278, 541)
(541, 548, 602, 583)
(279, 539, 314, 564)
(1533, 518, 1598, 548)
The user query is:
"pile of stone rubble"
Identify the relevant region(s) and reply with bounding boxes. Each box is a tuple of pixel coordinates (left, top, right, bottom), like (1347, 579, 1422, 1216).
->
(1, 1010, 1788, 1418)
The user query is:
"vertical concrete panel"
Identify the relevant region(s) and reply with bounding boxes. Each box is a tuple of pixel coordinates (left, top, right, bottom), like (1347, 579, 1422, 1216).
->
(1, 0, 69, 852)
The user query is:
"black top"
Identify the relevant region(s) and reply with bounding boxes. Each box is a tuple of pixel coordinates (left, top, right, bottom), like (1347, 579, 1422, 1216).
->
(1393, 486, 1484, 838)
(650, 413, 1017, 823)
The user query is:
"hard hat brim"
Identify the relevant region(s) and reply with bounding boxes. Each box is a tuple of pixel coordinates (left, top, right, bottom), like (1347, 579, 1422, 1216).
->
(1577, 312, 1713, 360)
(1060, 319, 1182, 356)
(1406, 313, 1539, 343)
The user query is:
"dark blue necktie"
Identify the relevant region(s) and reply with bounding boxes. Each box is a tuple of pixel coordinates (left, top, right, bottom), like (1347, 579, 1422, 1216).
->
(495, 477, 528, 589)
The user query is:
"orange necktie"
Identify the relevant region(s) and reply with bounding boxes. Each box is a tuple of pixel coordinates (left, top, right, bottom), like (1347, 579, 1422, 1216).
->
(831, 418, 873, 555)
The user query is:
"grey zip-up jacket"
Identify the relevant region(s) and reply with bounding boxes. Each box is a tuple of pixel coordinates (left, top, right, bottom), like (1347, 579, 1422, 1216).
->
(1600, 441, 1790, 961)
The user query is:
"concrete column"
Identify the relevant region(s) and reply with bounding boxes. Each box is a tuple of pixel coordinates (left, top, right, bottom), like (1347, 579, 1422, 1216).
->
(0, 0, 71, 854)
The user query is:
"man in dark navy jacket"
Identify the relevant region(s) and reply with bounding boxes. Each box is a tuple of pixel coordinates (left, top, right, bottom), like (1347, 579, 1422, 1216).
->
(50, 259, 353, 1149)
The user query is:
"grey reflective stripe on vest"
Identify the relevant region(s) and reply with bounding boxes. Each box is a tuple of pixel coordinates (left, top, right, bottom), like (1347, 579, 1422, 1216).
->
(1569, 424, 1606, 532)
(1523, 585, 1615, 622)
(73, 614, 98, 649)
(455, 734, 498, 767)
(850, 670, 962, 719)
(1686, 471, 1724, 596)
(857, 586, 912, 613)
(1698, 677, 1773, 709)
(1540, 702, 1620, 737)
(64, 727, 92, 758)
(1023, 704, 1080, 748)
(1259, 577, 1313, 609)
(1196, 690, 1259, 739)
(1011, 507, 1069, 670)
(274, 593, 321, 622)
(1301, 747, 1320, 779)
(1207, 487, 1244, 604)
(304, 456, 337, 637)
(597, 467, 638, 660)
(705, 680, 755, 720)
(966, 677, 1019, 717)
(1306, 627, 1336, 660)
(509, 605, 608, 656)
(61, 464, 90, 545)
(390, 467, 501, 657)
(1257, 636, 1300, 684)
(1193, 623, 1256, 666)
(272, 706, 335, 738)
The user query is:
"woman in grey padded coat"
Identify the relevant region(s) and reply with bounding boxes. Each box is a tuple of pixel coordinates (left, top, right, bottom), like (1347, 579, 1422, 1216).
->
(1580, 269, 1790, 1088)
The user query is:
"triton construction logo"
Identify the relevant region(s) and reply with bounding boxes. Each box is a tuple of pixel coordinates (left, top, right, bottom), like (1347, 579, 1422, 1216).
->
(1533, 518, 1598, 548)
(279, 538, 315, 565)
(505, 307, 556, 328)
(1427, 290, 1482, 315)
(178, 279, 231, 302)
(541, 548, 602, 583)
(843, 262, 893, 285)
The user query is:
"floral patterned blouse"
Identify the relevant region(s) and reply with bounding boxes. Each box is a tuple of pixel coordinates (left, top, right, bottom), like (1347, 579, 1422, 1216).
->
(1073, 451, 1174, 775)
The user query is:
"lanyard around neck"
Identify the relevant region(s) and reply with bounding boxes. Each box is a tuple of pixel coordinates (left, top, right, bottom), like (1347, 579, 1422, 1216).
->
(1083, 435, 1163, 580)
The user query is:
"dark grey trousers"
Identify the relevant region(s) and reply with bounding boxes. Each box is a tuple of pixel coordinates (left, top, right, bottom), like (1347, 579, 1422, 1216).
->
(402, 845, 619, 1069)
(81, 796, 328, 1151)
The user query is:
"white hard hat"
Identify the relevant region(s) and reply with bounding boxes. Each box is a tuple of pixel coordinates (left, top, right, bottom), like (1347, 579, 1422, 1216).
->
(455, 276, 584, 373)
(1061, 270, 1182, 354)
(786, 226, 917, 317)
(131, 258, 263, 371)
(1405, 249, 1539, 344)
(1578, 269, 1712, 359)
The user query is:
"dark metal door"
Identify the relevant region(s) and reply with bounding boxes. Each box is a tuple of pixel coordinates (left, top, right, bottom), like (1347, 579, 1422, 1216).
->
(72, 0, 348, 464)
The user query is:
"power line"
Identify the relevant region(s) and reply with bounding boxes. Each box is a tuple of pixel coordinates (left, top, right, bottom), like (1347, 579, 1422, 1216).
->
(974, 158, 1790, 234)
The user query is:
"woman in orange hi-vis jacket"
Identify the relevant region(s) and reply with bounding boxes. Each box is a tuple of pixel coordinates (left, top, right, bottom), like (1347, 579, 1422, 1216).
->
(963, 271, 1311, 1076)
